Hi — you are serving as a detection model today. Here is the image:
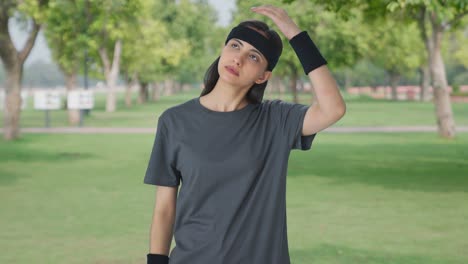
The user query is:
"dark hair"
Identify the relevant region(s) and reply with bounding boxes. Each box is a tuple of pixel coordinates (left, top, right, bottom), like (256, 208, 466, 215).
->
(200, 20, 283, 104)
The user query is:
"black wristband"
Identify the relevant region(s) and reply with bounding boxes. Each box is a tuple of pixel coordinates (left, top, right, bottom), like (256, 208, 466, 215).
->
(289, 31, 327, 75)
(147, 253, 169, 264)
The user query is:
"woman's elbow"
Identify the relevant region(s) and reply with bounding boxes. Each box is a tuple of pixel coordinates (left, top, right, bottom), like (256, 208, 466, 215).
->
(334, 102, 346, 119)
(338, 103, 346, 117)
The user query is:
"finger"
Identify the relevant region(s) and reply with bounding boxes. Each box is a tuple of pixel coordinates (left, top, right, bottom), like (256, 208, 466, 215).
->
(251, 7, 280, 19)
(252, 6, 288, 21)
(251, 5, 279, 14)
(252, 5, 283, 14)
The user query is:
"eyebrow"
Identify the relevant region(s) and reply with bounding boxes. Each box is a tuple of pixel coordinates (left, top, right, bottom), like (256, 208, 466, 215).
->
(233, 39, 264, 60)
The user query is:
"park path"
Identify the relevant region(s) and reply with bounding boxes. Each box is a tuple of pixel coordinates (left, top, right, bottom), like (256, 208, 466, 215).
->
(1, 126, 468, 134)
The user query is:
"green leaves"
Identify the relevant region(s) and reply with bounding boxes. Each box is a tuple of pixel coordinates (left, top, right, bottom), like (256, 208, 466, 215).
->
(368, 19, 424, 77)
(235, 0, 369, 75)
(16, 0, 50, 23)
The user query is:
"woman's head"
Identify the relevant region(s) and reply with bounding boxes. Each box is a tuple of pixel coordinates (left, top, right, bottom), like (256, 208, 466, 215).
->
(201, 20, 283, 104)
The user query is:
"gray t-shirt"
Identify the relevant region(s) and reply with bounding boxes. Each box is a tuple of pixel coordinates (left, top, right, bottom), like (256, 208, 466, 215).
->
(144, 96, 317, 264)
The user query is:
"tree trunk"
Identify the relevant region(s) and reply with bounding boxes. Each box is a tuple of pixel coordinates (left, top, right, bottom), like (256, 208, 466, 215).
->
(64, 72, 80, 126)
(152, 82, 160, 101)
(164, 79, 174, 96)
(430, 29, 455, 138)
(99, 39, 122, 113)
(125, 86, 132, 107)
(105, 73, 117, 112)
(418, 8, 456, 138)
(138, 82, 149, 104)
(419, 64, 431, 102)
(124, 72, 133, 108)
(389, 71, 400, 101)
(3, 65, 22, 140)
(174, 81, 181, 93)
(289, 73, 298, 104)
(125, 89, 132, 109)
(182, 83, 191, 92)
(0, 12, 41, 140)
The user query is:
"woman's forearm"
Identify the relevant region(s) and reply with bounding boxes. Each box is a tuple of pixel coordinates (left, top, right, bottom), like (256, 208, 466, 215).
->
(149, 211, 175, 255)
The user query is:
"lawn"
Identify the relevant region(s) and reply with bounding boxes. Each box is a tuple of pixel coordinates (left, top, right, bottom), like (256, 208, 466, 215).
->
(1, 133, 467, 263)
(2, 89, 468, 128)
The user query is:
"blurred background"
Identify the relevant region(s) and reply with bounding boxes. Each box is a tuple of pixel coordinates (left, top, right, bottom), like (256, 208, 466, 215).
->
(1, 0, 467, 263)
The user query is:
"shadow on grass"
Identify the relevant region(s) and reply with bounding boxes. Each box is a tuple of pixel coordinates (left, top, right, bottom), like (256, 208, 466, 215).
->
(0, 137, 95, 185)
(290, 243, 461, 264)
(289, 142, 468, 193)
(0, 147, 94, 163)
(0, 169, 25, 185)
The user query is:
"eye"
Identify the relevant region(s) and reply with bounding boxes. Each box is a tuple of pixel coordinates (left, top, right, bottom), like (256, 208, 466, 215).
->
(249, 54, 259, 62)
(230, 43, 239, 49)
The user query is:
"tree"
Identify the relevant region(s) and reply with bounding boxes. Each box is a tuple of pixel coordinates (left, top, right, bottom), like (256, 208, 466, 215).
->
(169, 0, 220, 86)
(404, 1, 468, 138)
(0, 0, 49, 140)
(234, 0, 368, 103)
(146, 0, 221, 97)
(366, 19, 423, 100)
(85, 0, 141, 112)
(120, 0, 190, 105)
(284, 0, 468, 138)
(44, 0, 88, 125)
(451, 26, 468, 69)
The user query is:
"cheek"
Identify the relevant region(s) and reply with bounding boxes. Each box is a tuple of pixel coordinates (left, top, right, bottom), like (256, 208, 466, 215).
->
(219, 53, 232, 66)
(221, 47, 234, 57)
(249, 62, 266, 75)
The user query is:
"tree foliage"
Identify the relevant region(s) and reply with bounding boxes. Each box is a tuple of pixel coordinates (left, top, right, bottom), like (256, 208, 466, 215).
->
(233, 0, 369, 82)
(44, 0, 87, 75)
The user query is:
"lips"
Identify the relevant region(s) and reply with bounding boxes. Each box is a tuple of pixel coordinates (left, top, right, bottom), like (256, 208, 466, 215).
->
(225, 65, 239, 76)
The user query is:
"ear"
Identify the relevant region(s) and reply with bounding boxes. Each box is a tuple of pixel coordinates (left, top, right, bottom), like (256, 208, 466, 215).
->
(254, 71, 272, 84)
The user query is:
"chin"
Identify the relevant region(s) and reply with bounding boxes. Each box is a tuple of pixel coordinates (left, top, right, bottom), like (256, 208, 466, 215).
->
(218, 74, 239, 87)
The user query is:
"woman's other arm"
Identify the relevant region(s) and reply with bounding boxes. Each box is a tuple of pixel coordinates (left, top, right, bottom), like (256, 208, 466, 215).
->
(302, 65, 346, 135)
(149, 185, 178, 255)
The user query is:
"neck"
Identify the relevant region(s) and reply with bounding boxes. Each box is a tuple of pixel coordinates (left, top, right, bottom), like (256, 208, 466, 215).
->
(201, 80, 251, 112)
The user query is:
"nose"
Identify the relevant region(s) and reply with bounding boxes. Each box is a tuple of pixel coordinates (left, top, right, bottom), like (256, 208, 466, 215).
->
(233, 55, 242, 66)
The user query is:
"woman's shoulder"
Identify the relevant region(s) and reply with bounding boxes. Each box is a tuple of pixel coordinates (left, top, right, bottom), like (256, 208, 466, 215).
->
(259, 98, 295, 111)
(160, 98, 196, 118)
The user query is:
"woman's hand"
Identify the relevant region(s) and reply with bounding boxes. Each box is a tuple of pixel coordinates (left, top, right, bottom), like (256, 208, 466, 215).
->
(251, 5, 301, 40)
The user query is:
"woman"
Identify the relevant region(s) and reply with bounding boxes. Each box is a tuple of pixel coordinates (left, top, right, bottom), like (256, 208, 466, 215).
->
(144, 5, 346, 264)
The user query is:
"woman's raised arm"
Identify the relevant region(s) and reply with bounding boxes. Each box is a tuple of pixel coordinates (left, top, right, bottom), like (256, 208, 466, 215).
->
(252, 5, 346, 135)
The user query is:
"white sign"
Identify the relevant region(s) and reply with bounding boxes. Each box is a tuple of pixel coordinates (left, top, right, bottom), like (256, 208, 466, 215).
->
(67, 90, 94, 109)
(1, 90, 29, 110)
(21, 91, 28, 109)
(34, 90, 62, 110)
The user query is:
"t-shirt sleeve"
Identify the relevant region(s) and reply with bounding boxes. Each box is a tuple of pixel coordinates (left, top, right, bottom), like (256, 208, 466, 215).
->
(275, 99, 317, 151)
(144, 115, 181, 187)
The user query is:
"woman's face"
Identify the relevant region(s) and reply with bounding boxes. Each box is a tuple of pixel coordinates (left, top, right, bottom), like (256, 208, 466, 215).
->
(217, 38, 271, 88)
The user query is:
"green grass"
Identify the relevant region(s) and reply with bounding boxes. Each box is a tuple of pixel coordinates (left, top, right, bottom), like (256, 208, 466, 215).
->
(1, 133, 467, 263)
(3, 89, 468, 128)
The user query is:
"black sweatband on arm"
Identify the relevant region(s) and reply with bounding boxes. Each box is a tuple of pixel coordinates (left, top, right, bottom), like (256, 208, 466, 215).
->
(289, 31, 327, 75)
(147, 253, 169, 264)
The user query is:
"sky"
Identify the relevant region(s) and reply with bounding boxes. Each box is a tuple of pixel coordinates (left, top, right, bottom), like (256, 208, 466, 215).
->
(9, 0, 235, 66)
